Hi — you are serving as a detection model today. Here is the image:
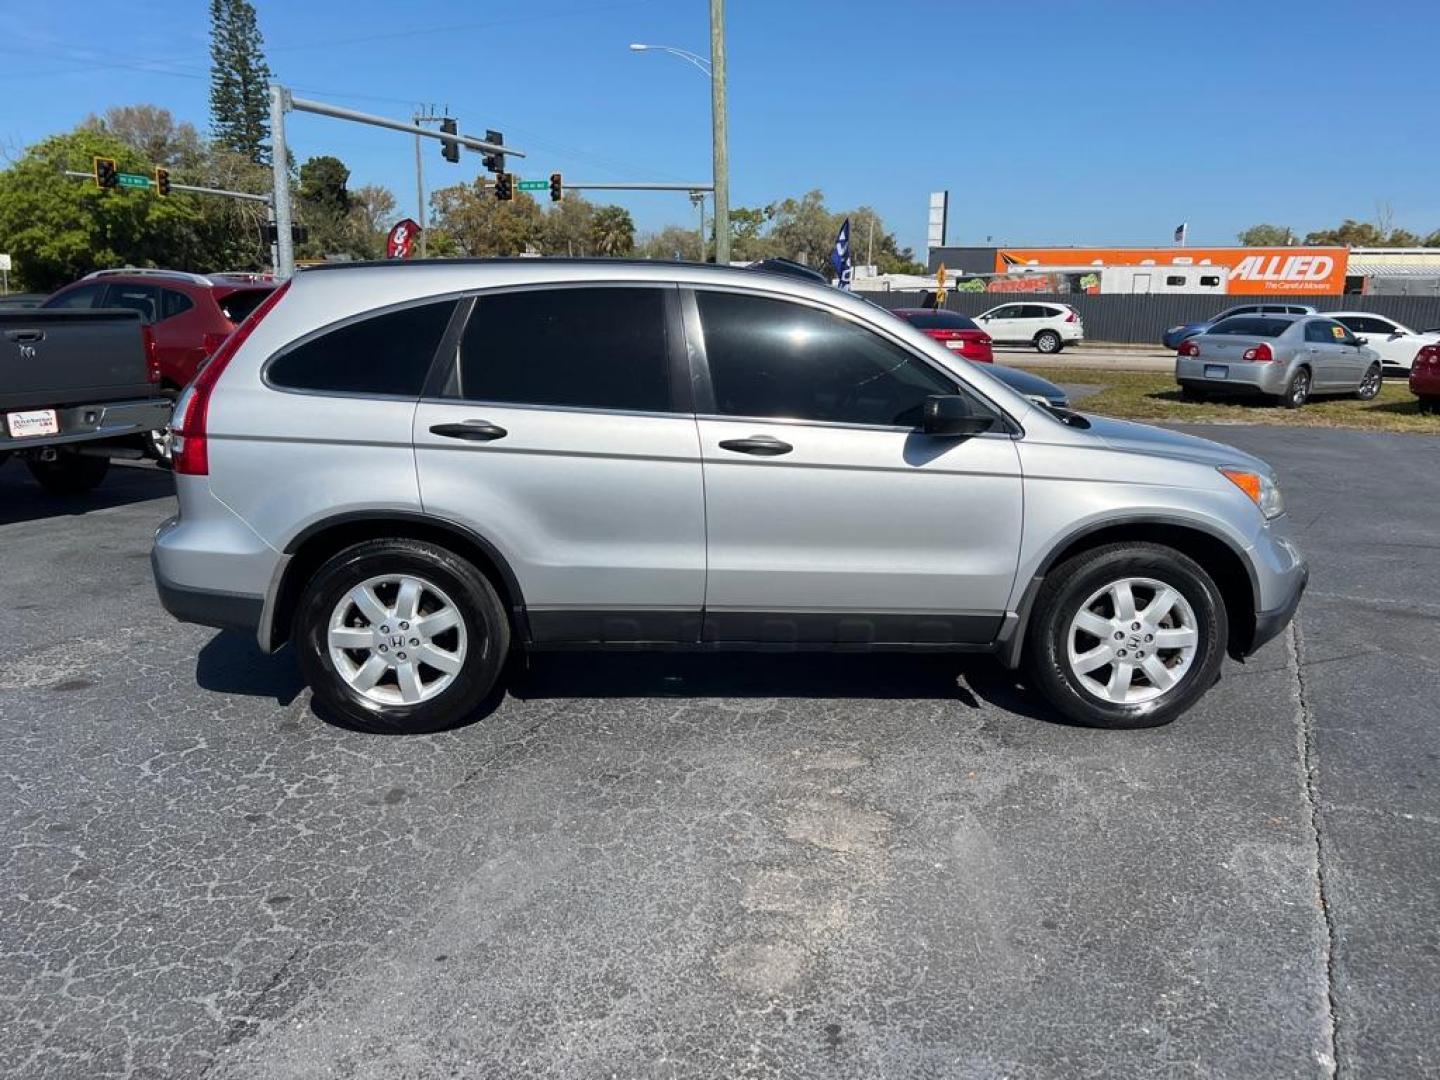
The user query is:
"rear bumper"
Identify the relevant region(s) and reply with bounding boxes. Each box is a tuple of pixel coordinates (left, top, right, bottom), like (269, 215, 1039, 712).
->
(152, 547, 264, 634)
(1, 396, 172, 452)
(1409, 371, 1440, 397)
(1176, 358, 1290, 396)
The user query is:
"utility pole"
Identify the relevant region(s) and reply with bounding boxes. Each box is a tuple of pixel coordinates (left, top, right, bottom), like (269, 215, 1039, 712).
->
(691, 190, 706, 261)
(412, 106, 448, 259)
(270, 84, 295, 279)
(709, 0, 729, 265)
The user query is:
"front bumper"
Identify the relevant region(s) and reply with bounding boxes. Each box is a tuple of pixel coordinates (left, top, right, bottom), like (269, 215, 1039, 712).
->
(1250, 564, 1308, 653)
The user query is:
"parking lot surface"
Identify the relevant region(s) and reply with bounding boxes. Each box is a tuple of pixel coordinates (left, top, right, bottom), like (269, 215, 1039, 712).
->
(2, 426, 1436, 1079)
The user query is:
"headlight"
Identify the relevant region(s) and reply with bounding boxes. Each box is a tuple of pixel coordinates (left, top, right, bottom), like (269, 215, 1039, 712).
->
(1220, 466, 1285, 519)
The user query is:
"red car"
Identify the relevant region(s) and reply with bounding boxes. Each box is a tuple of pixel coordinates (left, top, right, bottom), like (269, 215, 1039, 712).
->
(43, 269, 279, 392)
(1411, 343, 1440, 413)
(892, 308, 994, 362)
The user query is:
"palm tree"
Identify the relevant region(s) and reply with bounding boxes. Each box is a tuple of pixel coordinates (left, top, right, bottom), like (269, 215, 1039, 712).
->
(589, 206, 635, 257)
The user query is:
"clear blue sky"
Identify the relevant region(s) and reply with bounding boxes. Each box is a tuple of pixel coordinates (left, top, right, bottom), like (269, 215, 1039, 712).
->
(3, 0, 1438, 255)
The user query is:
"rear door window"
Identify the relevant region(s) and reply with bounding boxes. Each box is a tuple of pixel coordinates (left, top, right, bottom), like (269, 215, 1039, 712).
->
(1020, 305, 1053, 319)
(101, 283, 162, 324)
(267, 300, 456, 397)
(453, 287, 671, 413)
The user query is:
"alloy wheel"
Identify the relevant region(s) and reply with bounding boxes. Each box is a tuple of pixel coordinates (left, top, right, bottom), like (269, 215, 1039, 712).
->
(326, 573, 468, 706)
(1066, 576, 1199, 704)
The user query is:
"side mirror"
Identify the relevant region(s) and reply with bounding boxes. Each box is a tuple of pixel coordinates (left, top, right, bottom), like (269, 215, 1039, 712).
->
(1353, 336, 1368, 347)
(923, 395, 996, 437)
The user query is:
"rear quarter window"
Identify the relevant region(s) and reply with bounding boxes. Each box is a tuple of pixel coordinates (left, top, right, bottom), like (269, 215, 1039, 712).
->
(219, 289, 276, 324)
(905, 311, 979, 331)
(267, 300, 455, 397)
(1208, 317, 1290, 338)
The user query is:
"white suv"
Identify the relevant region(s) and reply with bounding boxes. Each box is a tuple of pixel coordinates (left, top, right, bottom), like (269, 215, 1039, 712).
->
(975, 302, 1084, 353)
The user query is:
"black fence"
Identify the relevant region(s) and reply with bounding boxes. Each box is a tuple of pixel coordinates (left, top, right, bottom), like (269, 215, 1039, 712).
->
(864, 291, 1440, 345)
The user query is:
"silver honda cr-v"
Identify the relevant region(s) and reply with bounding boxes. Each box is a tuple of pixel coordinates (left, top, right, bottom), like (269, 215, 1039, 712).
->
(152, 259, 1307, 733)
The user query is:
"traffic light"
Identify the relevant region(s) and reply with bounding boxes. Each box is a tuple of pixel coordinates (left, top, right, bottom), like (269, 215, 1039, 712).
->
(481, 129, 504, 175)
(93, 157, 118, 190)
(154, 167, 171, 198)
(549, 173, 563, 203)
(263, 223, 310, 244)
(495, 173, 513, 202)
(439, 117, 460, 164)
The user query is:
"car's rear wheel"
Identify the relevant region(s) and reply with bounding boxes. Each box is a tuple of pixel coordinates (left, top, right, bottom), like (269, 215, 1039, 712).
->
(1356, 362, 1382, 401)
(1024, 543, 1228, 729)
(1035, 330, 1062, 354)
(26, 451, 109, 495)
(1281, 367, 1311, 409)
(294, 538, 510, 734)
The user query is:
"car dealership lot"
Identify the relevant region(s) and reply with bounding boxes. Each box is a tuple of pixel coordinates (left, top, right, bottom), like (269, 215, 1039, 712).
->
(2, 428, 1437, 1079)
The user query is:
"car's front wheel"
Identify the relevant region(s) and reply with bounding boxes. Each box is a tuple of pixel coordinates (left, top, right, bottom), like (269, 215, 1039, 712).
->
(1035, 330, 1062, 354)
(294, 538, 510, 734)
(1024, 543, 1228, 729)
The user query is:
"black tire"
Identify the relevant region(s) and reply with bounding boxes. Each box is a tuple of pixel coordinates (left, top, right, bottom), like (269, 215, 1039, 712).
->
(1355, 362, 1382, 401)
(1280, 367, 1311, 409)
(294, 538, 511, 734)
(1035, 330, 1062, 354)
(26, 452, 110, 495)
(1023, 542, 1228, 729)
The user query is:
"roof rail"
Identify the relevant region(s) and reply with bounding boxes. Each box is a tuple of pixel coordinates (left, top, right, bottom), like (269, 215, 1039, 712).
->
(82, 268, 215, 286)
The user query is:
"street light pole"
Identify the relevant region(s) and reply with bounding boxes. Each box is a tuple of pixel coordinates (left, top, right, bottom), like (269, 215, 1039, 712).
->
(709, 0, 730, 265)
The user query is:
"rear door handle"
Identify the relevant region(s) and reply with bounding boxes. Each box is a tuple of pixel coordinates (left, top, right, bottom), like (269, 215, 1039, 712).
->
(429, 420, 508, 442)
(5, 330, 43, 343)
(718, 435, 793, 456)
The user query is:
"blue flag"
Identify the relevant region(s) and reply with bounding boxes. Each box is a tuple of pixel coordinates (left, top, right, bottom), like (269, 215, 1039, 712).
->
(830, 218, 853, 291)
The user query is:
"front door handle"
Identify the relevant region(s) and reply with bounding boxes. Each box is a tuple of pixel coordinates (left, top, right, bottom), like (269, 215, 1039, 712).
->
(719, 435, 793, 456)
(429, 420, 508, 442)
(5, 329, 43, 343)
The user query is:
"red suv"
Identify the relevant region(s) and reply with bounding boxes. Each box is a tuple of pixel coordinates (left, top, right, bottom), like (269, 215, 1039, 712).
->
(43, 269, 278, 391)
(892, 308, 995, 363)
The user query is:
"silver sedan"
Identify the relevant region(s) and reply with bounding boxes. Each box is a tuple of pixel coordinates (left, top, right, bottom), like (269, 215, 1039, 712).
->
(1175, 314, 1383, 408)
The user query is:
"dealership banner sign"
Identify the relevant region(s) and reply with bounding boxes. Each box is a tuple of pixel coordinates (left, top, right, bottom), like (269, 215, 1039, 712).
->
(996, 246, 1349, 294)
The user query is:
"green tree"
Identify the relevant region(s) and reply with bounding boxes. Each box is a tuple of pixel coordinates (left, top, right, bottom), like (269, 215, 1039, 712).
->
(589, 205, 635, 256)
(1304, 219, 1387, 247)
(541, 193, 596, 256)
(429, 180, 543, 255)
(843, 205, 924, 274)
(296, 155, 355, 259)
(1236, 223, 1295, 246)
(728, 205, 773, 261)
(1386, 228, 1422, 247)
(209, 0, 272, 164)
(347, 184, 398, 259)
(0, 130, 220, 290)
(766, 189, 835, 266)
(637, 224, 703, 262)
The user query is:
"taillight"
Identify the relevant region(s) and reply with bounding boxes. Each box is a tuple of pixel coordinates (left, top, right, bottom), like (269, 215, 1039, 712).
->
(1178, 340, 1200, 357)
(1415, 345, 1440, 368)
(173, 281, 290, 476)
(1065, 310, 1077, 323)
(142, 324, 161, 383)
(1242, 343, 1275, 362)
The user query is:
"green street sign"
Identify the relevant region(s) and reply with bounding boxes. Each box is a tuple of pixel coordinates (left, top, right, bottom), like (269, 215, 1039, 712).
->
(516, 179, 547, 191)
(118, 173, 151, 189)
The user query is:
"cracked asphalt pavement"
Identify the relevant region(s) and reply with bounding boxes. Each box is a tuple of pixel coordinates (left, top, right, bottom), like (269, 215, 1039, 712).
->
(2, 425, 1436, 1079)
